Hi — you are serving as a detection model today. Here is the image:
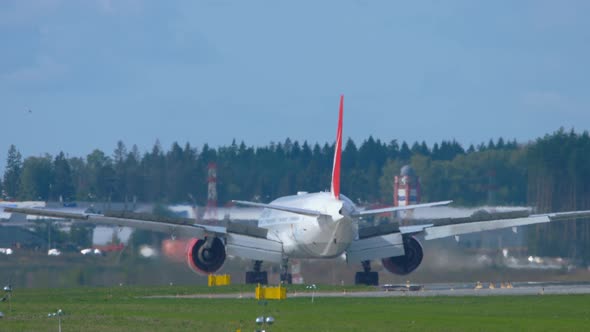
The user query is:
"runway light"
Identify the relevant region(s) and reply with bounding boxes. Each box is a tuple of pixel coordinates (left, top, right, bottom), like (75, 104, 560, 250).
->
(3, 285, 12, 312)
(48, 309, 65, 332)
(306, 284, 317, 303)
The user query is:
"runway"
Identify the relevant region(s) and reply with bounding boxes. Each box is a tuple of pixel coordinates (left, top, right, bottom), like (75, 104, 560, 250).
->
(146, 281, 590, 299)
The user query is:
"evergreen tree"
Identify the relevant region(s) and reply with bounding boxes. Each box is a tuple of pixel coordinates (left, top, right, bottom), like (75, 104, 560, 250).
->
(410, 141, 422, 155)
(487, 138, 496, 150)
(342, 138, 358, 169)
(477, 142, 487, 151)
(399, 141, 411, 160)
(53, 152, 74, 202)
(420, 141, 430, 156)
(386, 139, 399, 160)
(19, 155, 53, 200)
(431, 142, 440, 159)
(86, 149, 114, 201)
(3, 144, 23, 199)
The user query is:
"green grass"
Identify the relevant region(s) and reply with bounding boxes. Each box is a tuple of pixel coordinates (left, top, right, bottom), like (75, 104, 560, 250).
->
(2, 286, 590, 331)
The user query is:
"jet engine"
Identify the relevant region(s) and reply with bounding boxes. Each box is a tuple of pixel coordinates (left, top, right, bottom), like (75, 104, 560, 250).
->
(186, 237, 226, 275)
(382, 236, 423, 275)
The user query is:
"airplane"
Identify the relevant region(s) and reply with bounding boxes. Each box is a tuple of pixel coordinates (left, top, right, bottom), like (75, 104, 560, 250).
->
(6, 95, 590, 285)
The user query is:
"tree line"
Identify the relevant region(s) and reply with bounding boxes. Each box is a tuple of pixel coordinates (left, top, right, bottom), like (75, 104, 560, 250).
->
(2, 129, 590, 260)
(1, 137, 520, 205)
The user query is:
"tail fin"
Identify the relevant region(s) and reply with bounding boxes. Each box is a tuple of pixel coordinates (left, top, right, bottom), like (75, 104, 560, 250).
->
(331, 95, 344, 199)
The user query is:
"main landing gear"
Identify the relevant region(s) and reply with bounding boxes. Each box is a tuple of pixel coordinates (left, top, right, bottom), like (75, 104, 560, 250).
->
(244, 258, 292, 285)
(280, 257, 292, 285)
(355, 260, 379, 286)
(245, 260, 268, 284)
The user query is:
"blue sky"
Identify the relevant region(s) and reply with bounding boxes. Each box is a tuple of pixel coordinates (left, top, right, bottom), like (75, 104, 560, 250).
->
(1, 0, 589, 170)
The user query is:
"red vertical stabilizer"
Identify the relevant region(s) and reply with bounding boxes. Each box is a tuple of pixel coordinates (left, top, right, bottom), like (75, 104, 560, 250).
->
(331, 95, 344, 199)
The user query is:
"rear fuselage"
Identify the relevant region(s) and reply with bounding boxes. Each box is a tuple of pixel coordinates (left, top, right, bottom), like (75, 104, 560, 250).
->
(258, 192, 357, 258)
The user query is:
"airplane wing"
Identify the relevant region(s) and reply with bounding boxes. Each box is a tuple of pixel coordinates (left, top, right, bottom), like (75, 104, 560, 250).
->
(347, 209, 590, 262)
(5, 207, 284, 263)
(351, 200, 453, 217)
(421, 210, 590, 241)
(6, 207, 209, 237)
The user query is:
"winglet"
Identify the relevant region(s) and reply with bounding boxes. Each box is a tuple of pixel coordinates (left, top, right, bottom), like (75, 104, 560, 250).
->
(331, 95, 344, 199)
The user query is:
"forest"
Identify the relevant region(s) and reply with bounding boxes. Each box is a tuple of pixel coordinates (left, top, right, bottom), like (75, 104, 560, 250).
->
(2, 128, 590, 261)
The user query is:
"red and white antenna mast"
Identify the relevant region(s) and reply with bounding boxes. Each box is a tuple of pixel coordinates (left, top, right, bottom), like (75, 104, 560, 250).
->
(205, 162, 218, 221)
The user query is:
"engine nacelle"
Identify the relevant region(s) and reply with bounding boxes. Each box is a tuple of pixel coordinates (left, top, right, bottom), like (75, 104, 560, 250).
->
(186, 237, 226, 275)
(382, 236, 423, 275)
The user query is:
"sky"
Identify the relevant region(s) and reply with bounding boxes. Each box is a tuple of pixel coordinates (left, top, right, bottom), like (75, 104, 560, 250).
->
(1, 0, 589, 171)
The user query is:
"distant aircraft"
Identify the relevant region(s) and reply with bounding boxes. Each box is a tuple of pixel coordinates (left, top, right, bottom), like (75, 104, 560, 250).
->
(7, 96, 590, 285)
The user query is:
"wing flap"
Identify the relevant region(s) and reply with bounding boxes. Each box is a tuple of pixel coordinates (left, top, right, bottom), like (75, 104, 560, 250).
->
(225, 233, 283, 263)
(423, 209, 590, 240)
(346, 232, 405, 262)
(90, 215, 207, 238)
(424, 216, 550, 240)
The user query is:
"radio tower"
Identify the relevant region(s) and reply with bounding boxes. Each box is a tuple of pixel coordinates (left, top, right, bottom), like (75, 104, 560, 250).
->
(205, 162, 218, 221)
(393, 165, 421, 224)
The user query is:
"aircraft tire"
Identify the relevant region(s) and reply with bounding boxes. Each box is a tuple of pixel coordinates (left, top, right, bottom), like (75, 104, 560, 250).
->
(280, 273, 292, 285)
(354, 271, 379, 286)
(246, 271, 268, 284)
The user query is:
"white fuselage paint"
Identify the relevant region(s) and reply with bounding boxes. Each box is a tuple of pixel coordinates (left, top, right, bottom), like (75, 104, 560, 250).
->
(258, 192, 357, 259)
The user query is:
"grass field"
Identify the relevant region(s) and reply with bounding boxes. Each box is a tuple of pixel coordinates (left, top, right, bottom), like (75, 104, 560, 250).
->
(1, 285, 590, 331)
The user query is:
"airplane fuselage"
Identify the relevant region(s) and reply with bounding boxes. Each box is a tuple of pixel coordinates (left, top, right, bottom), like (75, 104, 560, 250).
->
(258, 192, 357, 259)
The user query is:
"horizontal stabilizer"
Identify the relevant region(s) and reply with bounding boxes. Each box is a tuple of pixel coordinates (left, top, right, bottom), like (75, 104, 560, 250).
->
(232, 200, 326, 217)
(352, 200, 452, 216)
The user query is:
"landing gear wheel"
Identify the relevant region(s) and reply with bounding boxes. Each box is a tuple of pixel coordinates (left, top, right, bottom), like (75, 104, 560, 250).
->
(355, 260, 379, 285)
(245, 260, 268, 284)
(246, 271, 268, 284)
(354, 271, 379, 286)
(279, 257, 292, 284)
(280, 273, 292, 285)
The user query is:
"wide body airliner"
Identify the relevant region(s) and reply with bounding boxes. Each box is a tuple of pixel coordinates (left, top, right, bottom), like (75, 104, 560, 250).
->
(8, 96, 590, 285)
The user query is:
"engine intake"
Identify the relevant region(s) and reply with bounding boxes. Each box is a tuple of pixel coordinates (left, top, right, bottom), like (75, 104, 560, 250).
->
(186, 237, 226, 275)
(382, 236, 423, 275)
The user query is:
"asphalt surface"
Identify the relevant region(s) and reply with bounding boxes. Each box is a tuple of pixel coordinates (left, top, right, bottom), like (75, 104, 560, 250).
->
(146, 281, 590, 299)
